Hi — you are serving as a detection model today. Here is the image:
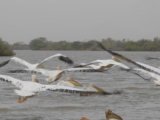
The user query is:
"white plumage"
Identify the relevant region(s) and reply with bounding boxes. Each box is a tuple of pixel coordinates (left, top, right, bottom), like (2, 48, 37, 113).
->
(0, 74, 92, 103)
(5, 53, 73, 71)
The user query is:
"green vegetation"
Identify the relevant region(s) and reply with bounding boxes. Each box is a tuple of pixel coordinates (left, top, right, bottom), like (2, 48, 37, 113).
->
(0, 38, 15, 56)
(2, 37, 160, 51)
(28, 37, 160, 51)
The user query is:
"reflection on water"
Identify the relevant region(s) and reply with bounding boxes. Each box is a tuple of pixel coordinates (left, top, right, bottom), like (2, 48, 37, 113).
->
(0, 50, 160, 120)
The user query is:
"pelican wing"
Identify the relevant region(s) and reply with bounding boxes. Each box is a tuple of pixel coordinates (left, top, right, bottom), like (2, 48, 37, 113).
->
(10, 57, 32, 68)
(46, 84, 92, 93)
(37, 53, 74, 68)
(7, 69, 30, 73)
(0, 75, 23, 88)
(90, 59, 130, 70)
(64, 67, 101, 72)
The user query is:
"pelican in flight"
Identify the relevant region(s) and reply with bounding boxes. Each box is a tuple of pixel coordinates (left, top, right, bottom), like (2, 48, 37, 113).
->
(74, 57, 130, 72)
(56, 75, 122, 96)
(2, 53, 74, 71)
(97, 42, 160, 75)
(0, 74, 93, 103)
(96, 42, 160, 85)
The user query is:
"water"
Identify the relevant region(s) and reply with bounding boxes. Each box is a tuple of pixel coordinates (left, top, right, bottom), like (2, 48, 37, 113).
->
(0, 50, 160, 120)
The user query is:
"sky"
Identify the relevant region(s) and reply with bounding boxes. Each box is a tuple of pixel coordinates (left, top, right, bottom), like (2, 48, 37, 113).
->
(0, 0, 160, 44)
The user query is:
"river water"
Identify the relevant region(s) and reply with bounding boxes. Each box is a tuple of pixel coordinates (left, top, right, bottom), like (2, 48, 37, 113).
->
(0, 50, 160, 120)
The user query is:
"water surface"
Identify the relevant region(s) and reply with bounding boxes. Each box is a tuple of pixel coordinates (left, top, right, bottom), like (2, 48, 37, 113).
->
(0, 50, 160, 120)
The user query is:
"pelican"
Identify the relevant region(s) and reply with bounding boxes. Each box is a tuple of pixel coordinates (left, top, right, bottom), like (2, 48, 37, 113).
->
(74, 57, 130, 72)
(97, 42, 160, 76)
(2, 53, 74, 71)
(35, 59, 130, 83)
(56, 76, 122, 96)
(105, 109, 123, 120)
(0, 74, 93, 103)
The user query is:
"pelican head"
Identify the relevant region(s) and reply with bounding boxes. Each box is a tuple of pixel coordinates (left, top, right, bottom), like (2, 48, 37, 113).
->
(105, 109, 123, 120)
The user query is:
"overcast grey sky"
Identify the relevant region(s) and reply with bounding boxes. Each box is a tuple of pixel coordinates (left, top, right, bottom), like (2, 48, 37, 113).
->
(0, 0, 160, 43)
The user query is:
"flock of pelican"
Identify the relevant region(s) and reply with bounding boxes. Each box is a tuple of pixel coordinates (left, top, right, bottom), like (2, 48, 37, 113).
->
(0, 43, 160, 119)
(0, 51, 128, 103)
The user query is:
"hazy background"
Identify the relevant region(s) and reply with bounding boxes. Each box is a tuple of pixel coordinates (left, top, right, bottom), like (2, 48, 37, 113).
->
(0, 0, 160, 43)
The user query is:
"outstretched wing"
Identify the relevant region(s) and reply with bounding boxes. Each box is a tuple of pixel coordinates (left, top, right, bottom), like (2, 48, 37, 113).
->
(45, 84, 94, 93)
(64, 67, 102, 72)
(37, 53, 74, 68)
(0, 74, 23, 88)
(10, 57, 32, 68)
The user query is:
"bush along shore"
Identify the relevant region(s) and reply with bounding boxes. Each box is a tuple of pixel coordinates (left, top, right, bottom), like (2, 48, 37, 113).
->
(0, 39, 15, 56)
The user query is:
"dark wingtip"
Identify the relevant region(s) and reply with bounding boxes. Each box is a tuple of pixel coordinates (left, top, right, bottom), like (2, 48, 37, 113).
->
(59, 56, 74, 65)
(6, 69, 28, 73)
(0, 60, 10, 67)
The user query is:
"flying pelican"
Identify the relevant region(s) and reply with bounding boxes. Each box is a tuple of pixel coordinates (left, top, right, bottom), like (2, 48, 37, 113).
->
(0, 74, 94, 103)
(2, 53, 74, 71)
(56, 75, 122, 96)
(105, 109, 123, 120)
(35, 58, 130, 83)
(96, 42, 160, 85)
(74, 57, 130, 72)
(97, 42, 160, 76)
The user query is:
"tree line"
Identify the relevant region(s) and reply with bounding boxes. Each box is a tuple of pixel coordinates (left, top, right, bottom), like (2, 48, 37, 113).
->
(1, 37, 160, 56)
(12, 37, 160, 51)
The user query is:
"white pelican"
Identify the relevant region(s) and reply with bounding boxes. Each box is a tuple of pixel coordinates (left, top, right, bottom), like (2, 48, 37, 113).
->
(34, 58, 130, 83)
(85, 59, 129, 71)
(105, 109, 123, 120)
(97, 42, 160, 85)
(3, 53, 74, 71)
(97, 42, 160, 76)
(56, 76, 122, 96)
(57, 79, 108, 95)
(0, 74, 93, 103)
